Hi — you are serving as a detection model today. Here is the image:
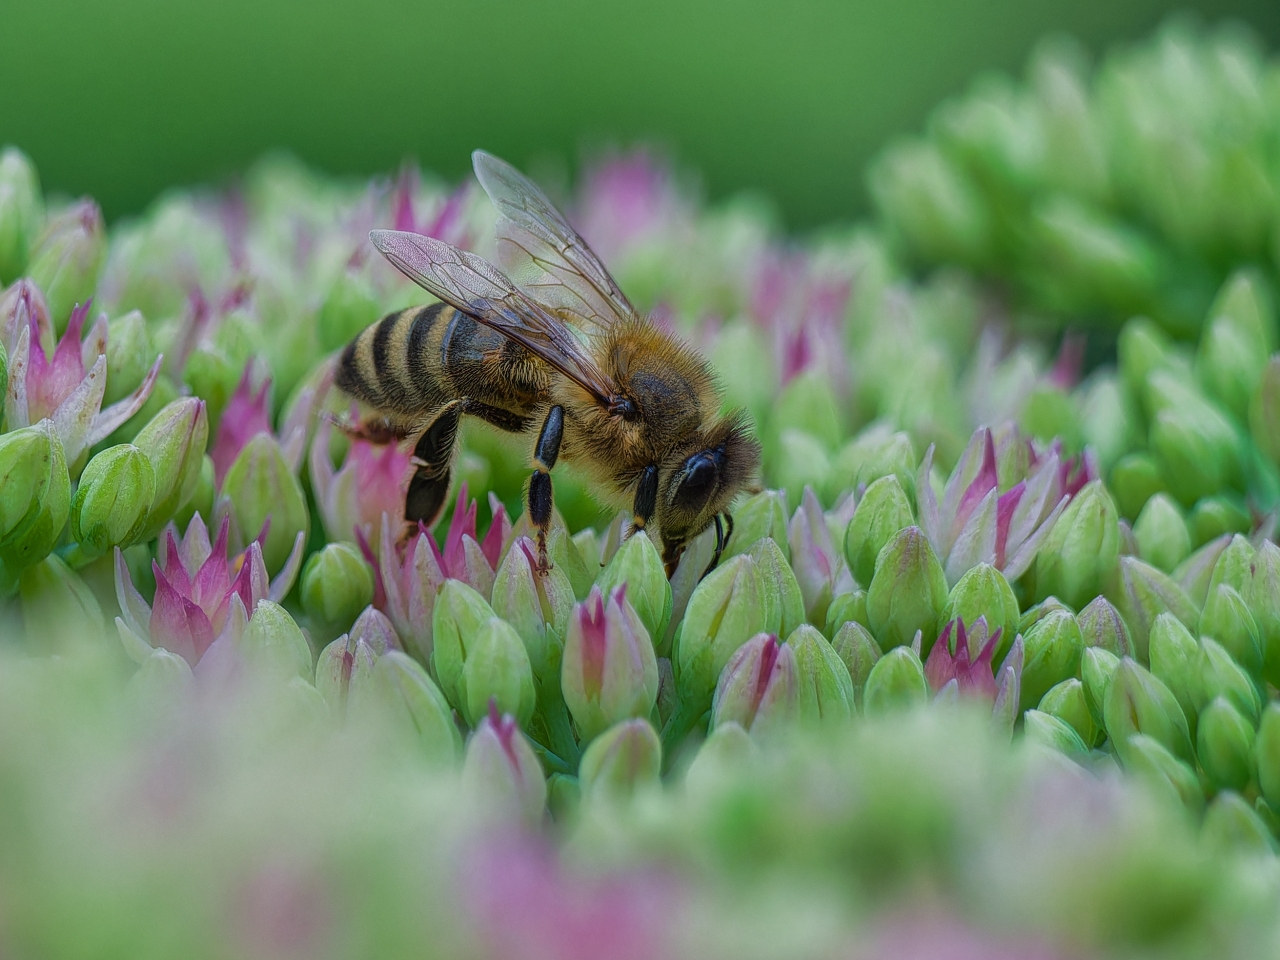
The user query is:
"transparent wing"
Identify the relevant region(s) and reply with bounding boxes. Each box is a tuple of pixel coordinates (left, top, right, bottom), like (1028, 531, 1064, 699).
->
(369, 229, 618, 403)
(472, 150, 639, 331)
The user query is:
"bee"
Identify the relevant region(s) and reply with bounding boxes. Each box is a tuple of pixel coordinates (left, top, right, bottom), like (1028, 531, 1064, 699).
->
(336, 150, 760, 577)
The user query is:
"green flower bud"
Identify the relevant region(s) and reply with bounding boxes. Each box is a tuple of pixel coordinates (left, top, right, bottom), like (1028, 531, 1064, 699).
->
(1250, 542, 1280, 686)
(767, 368, 842, 452)
(239, 600, 313, 682)
(1109, 452, 1166, 521)
(866, 526, 948, 652)
(1023, 710, 1089, 760)
(1197, 697, 1256, 794)
(459, 617, 536, 729)
(1200, 584, 1262, 679)
(577, 718, 662, 801)
(0, 421, 71, 585)
(1123, 734, 1204, 817)
(1148, 377, 1242, 508)
(1148, 613, 1202, 732)
(19, 553, 104, 651)
(862, 645, 930, 714)
(830, 620, 881, 711)
(942, 563, 1019, 664)
(221, 433, 310, 574)
(181, 347, 241, 435)
(1206, 534, 1255, 598)
(126, 648, 194, 715)
(491, 537, 574, 685)
(374, 650, 462, 766)
(787, 624, 855, 724)
(675, 554, 767, 717)
(70, 444, 155, 558)
(824, 589, 869, 638)
(1081, 646, 1120, 728)
(1201, 792, 1276, 856)
(432, 579, 498, 712)
(1188, 497, 1251, 548)
(131, 398, 208, 540)
(1020, 386, 1082, 452)
(723, 489, 789, 562)
(684, 721, 757, 800)
(461, 709, 545, 827)
(1256, 704, 1280, 810)
(595, 530, 672, 642)
(1195, 636, 1260, 725)
(0, 147, 43, 282)
(1104, 659, 1193, 766)
(844, 475, 915, 588)
(547, 773, 581, 821)
(317, 267, 382, 352)
(829, 426, 917, 508)
(771, 429, 831, 501)
(1032, 480, 1119, 610)
(351, 606, 399, 655)
(749, 538, 804, 638)
(315, 635, 378, 717)
(301, 542, 375, 637)
(1019, 596, 1074, 634)
(1114, 556, 1199, 662)
(1132, 493, 1190, 573)
(1019, 610, 1083, 710)
(1038, 678, 1098, 747)
(1173, 534, 1231, 608)
(1250, 356, 1280, 469)
(103, 310, 158, 406)
(1076, 595, 1133, 658)
(1197, 271, 1275, 421)
(27, 199, 105, 330)
(710, 633, 799, 737)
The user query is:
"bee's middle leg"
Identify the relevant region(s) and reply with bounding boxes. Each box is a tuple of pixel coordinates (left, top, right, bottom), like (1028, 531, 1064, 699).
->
(528, 405, 564, 574)
(404, 400, 464, 529)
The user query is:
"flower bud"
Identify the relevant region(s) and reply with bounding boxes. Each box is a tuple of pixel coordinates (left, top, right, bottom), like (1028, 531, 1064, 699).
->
(787, 485, 852, 631)
(432, 579, 498, 712)
(1197, 270, 1275, 421)
(1019, 610, 1083, 710)
(315, 634, 379, 717)
(1257, 705, 1280, 810)
(350, 605, 399, 656)
(723, 489, 789, 562)
(19, 553, 104, 651)
(1018, 596, 1073, 634)
(577, 718, 662, 801)
(1104, 659, 1193, 766)
(126, 648, 195, 716)
(70, 444, 155, 558)
(1250, 542, 1280, 686)
(684, 722, 757, 800)
(1200, 584, 1262, 679)
(830, 621, 881, 711)
(941, 563, 1019, 664)
(27, 199, 105, 330)
(1147, 613, 1201, 731)
(459, 617, 537, 729)
(1123, 734, 1204, 817)
(317, 267, 382, 352)
(1188, 496, 1251, 548)
(131, 398, 208, 540)
(1173, 534, 1231, 608)
(1207, 534, 1256, 598)
(1195, 636, 1260, 724)
(233, 599, 312, 682)
(866, 526, 948, 653)
(787, 624, 855, 723)
(1076, 595, 1132, 658)
(1038, 678, 1098, 747)
(595, 530, 672, 642)
(0, 421, 71, 584)
(1114, 556, 1199, 662)
(221, 433, 310, 574)
(1201, 792, 1276, 856)
(1023, 710, 1089, 760)
(101, 310, 157, 406)
(1109, 452, 1166, 522)
(491, 537, 574, 684)
(830, 426, 917, 505)
(1032, 480, 1119, 610)
(824, 589, 868, 638)
(843, 475, 914, 588)
(1198, 697, 1256, 794)
(1148, 396, 1242, 508)
(461, 708, 546, 827)
(750, 537, 805, 638)
(770, 432, 831, 515)
(1081, 646, 1120, 727)
(862, 645, 930, 714)
(0, 147, 43, 282)
(375, 650, 461, 766)
(675, 554, 767, 716)
(1250, 356, 1280, 469)
(1132, 493, 1190, 573)
(768, 368, 842, 452)
(710, 633, 799, 736)
(301, 542, 375, 637)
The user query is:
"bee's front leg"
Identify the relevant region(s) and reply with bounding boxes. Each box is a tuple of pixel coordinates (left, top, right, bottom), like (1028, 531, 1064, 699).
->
(528, 405, 564, 574)
(628, 465, 659, 540)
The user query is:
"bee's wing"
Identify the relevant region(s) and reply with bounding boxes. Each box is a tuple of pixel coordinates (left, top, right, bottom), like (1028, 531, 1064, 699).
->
(472, 150, 639, 331)
(370, 229, 619, 404)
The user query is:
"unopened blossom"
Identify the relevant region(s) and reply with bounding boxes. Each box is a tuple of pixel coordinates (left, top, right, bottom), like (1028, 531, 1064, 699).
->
(788, 485, 856, 631)
(925, 616, 1024, 728)
(115, 513, 304, 666)
(309, 414, 413, 549)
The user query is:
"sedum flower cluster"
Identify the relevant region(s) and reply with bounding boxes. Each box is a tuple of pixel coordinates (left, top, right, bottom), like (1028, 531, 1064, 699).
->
(1, 19, 1280, 958)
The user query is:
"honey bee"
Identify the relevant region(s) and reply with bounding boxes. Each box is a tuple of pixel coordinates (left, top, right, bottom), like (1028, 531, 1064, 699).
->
(336, 151, 760, 577)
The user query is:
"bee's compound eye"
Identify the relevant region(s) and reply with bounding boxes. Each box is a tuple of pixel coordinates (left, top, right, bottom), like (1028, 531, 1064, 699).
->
(674, 452, 718, 509)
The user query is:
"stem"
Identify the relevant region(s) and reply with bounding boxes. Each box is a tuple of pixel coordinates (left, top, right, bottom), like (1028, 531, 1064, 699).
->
(542, 694, 581, 769)
(660, 696, 709, 772)
(529, 741, 573, 777)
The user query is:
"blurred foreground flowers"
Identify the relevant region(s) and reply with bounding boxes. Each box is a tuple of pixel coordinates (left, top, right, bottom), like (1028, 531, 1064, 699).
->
(3, 18, 1280, 958)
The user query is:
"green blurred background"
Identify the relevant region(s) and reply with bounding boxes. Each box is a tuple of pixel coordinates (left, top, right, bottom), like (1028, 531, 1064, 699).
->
(4, 0, 1280, 228)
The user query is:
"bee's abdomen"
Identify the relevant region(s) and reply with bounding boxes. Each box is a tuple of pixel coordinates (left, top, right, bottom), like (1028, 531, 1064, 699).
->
(336, 303, 450, 412)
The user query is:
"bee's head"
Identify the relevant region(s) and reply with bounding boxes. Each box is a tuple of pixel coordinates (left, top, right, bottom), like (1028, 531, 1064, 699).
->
(656, 411, 760, 568)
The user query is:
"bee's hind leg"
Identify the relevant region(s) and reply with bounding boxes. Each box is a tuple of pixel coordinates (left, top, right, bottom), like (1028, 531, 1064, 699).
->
(527, 405, 565, 574)
(403, 401, 464, 533)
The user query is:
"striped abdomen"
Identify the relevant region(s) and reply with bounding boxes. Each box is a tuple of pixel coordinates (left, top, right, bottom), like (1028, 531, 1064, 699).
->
(336, 303, 452, 420)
